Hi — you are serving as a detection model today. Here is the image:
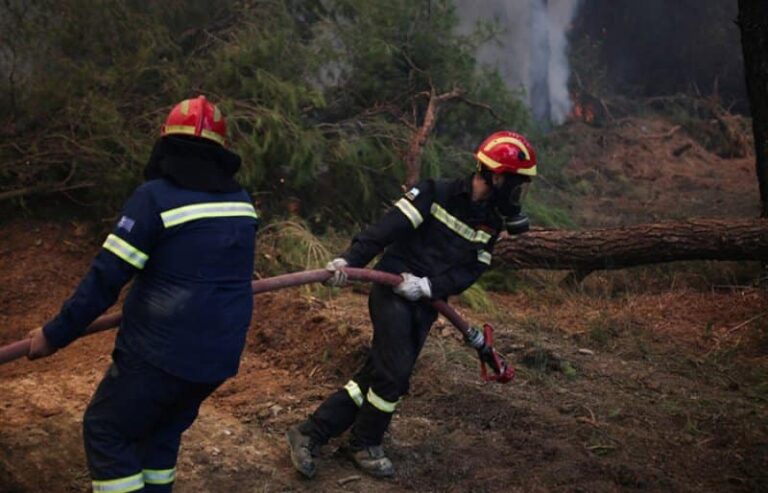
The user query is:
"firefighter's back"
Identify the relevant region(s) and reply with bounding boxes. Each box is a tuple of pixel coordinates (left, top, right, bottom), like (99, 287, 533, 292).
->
(117, 178, 259, 383)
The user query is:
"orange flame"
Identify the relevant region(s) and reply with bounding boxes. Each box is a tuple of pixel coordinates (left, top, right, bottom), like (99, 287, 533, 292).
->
(569, 94, 596, 123)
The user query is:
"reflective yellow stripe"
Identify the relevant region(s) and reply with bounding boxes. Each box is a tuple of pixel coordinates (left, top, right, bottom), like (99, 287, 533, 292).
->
(200, 128, 226, 146)
(478, 250, 492, 265)
(394, 198, 424, 228)
(162, 125, 226, 146)
(92, 473, 144, 493)
(366, 388, 398, 413)
(143, 468, 176, 485)
(430, 203, 491, 243)
(102, 234, 149, 269)
(477, 152, 537, 176)
(163, 124, 197, 138)
(160, 202, 258, 228)
(482, 136, 531, 160)
(344, 380, 364, 407)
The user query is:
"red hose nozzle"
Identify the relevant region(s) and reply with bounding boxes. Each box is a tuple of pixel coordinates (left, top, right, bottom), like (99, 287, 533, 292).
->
(478, 324, 515, 384)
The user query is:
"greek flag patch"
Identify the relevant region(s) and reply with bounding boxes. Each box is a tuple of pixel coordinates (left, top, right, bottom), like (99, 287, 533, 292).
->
(117, 216, 135, 233)
(405, 187, 420, 200)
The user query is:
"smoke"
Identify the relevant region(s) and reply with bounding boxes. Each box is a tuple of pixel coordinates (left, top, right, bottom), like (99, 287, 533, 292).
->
(456, 0, 581, 125)
(546, 0, 580, 124)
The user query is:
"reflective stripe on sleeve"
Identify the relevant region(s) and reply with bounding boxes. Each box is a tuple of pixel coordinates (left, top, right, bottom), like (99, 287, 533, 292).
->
(344, 380, 364, 407)
(160, 202, 258, 228)
(92, 473, 144, 493)
(478, 250, 492, 265)
(366, 388, 399, 413)
(394, 198, 424, 228)
(143, 468, 176, 485)
(102, 234, 149, 269)
(430, 203, 491, 243)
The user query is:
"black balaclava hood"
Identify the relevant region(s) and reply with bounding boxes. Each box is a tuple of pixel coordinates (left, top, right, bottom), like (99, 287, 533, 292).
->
(143, 135, 242, 193)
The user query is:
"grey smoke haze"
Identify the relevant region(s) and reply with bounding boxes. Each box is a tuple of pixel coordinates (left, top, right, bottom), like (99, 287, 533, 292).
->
(456, 0, 581, 124)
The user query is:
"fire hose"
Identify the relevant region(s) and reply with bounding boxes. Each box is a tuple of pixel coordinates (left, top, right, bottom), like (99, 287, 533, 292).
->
(0, 268, 514, 382)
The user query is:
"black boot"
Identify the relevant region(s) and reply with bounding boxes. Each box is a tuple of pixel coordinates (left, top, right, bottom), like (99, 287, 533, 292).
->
(342, 443, 395, 478)
(286, 425, 320, 478)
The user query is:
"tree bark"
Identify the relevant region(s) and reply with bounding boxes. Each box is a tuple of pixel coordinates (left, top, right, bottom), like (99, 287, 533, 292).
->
(403, 87, 463, 188)
(738, 0, 768, 217)
(494, 219, 768, 270)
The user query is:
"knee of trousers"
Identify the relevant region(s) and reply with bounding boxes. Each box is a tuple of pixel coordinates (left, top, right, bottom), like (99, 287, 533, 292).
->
(82, 403, 140, 459)
(83, 406, 114, 447)
(373, 366, 412, 399)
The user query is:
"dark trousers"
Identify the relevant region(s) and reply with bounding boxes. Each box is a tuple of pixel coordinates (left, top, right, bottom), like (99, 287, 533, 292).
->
(303, 283, 437, 447)
(83, 349, 222, 493)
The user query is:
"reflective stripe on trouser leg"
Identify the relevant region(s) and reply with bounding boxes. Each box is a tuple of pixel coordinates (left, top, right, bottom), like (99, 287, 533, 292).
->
(348, 388, 399, 448)
(303, 383, 366, 444)
(84, 350, 221, 493)
(344, 380, 364, 407)
(366, 388, 399, 413)
(143, 468, 176, 485)
(92, 473, 144, 493)
(350, 284, 437, 447)
(138, 377, 220, 493)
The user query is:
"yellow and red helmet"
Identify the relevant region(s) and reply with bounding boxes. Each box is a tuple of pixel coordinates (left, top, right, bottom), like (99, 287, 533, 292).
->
(161, 95, 227, 147)
(475, 131, 537, 177)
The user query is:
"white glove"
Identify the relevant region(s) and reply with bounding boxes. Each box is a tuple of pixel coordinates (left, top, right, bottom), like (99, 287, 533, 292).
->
(324, 257, 349, 287)
(393, 273, 432, 301)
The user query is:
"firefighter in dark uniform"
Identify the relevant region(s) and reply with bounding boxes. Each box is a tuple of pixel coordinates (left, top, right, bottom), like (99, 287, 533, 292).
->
(287, 131, 537, 479)
(27, 96, 259, 493)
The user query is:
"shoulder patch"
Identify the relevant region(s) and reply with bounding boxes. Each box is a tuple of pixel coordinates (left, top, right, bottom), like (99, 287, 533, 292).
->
(117, 216, 135, 233)
(404, 187, 420, 201)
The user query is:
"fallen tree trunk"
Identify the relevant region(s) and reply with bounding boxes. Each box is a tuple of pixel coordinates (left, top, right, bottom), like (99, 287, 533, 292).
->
(494, 219, 768, 271)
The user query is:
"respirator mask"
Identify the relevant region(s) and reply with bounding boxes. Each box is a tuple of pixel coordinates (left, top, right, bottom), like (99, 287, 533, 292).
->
(486, 171, 531, 234)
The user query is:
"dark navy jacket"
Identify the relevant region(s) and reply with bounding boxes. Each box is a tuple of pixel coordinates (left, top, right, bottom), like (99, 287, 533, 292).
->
(43, 179, 259, 382)
(343, 177, 503, 300)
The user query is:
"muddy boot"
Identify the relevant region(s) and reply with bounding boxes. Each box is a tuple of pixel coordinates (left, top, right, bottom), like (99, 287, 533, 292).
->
(343, 444, 395, 478)
(286, 425, 320, 479)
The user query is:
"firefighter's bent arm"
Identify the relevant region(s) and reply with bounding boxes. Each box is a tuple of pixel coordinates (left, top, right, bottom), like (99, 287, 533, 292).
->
(42, 186, 163, 348)
(343, 182, 434, 268)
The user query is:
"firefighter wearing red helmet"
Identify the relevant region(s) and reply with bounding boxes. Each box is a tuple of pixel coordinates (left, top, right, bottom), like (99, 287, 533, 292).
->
(161, 95, 228, 147)
(287, 130, 537, 479)
(474, 130, 537, 234)
(27, 96, 258, 493)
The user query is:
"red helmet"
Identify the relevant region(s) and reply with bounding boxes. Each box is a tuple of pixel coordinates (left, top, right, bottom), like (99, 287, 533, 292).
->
(475, 131, 537, 177)
(161, 95, 227, 147)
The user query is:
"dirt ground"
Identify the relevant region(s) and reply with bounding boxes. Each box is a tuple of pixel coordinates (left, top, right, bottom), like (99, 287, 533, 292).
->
(1, 116, 767, 492)
(1, 219, 766, 493)
(554, 116, 761, 226)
